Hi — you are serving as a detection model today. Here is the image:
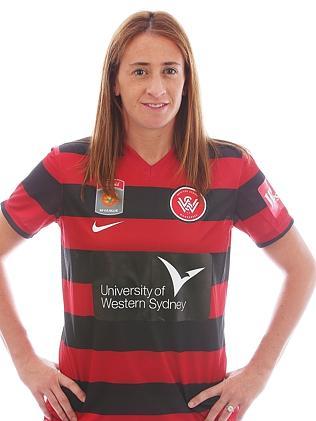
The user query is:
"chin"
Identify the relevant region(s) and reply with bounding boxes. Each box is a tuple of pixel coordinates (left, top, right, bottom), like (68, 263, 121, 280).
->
(140, 117, 174, 130)
(141, 123, 171, 130)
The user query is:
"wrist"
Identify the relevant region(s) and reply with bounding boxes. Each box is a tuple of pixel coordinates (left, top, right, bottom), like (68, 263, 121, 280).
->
(245, 359, 274, 381)
(8, 334, 37, 371)
(246, 332, 284, 377)
(13, 350, 40, 383)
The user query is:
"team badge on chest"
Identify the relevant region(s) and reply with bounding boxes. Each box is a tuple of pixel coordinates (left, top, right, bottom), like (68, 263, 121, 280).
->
(95, 179, 125, 215)
(170, 186, 207, 222)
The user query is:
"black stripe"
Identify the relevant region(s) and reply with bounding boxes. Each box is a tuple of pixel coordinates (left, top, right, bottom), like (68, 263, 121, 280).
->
(62, 380, 221, 415)
(257, 218, 294, 248)
(0, 201, 31, 238)
(62, 313, 225, 351)
(22, 161, 62, 216)
(59, 137, 91, 155)
(63, 250, 229, 322)
(63, 184, 237, 220)
(58, 137, 242, 160)
(235, 170, 266, 220)
(62, 248, 230, 285)
(210, 142, 243, 158)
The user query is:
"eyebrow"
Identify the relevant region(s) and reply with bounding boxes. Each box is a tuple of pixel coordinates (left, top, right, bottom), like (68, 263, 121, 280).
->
(129, 61, 182, 66)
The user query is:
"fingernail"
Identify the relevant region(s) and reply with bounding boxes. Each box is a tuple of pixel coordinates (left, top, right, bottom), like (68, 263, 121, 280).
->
(188, 401, 195, 408)
(81, 394, 86, 402)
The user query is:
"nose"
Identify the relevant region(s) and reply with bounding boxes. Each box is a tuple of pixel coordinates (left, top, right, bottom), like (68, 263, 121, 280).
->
(145, 74, 167, 98)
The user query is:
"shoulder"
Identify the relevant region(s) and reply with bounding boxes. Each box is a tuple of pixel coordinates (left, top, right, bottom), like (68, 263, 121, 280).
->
(206, 138, 256, 187)
(207, 137, 250, 160)
(43, 136, 91, 182)
(57, 136, 91, 155)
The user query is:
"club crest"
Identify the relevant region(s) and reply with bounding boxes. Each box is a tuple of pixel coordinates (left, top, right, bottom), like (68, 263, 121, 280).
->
(170, 186, 206, 222)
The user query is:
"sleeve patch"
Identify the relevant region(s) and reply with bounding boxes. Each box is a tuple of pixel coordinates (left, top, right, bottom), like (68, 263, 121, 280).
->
(258, 179, 285, 218)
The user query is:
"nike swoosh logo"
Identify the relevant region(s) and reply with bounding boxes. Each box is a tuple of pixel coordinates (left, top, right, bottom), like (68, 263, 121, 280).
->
(157, 256, 205, 297)
(92, 221, 124, 233)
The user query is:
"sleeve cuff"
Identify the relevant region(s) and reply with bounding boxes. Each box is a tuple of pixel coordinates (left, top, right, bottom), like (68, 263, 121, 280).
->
(1, 201, 32, 239)
(256, 218, 294, 248)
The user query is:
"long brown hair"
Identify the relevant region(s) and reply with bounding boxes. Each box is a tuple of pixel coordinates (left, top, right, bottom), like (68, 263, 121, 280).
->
(81, 10, 249, 200)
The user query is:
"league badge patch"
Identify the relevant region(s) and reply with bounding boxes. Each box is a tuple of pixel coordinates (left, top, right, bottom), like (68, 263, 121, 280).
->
(95, 179, 125, 215)
(258, 178, 284, 218)
(170, 186, 207, 222)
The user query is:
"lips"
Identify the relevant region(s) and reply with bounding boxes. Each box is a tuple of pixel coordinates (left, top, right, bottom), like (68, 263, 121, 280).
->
(142, 103, 169, 109)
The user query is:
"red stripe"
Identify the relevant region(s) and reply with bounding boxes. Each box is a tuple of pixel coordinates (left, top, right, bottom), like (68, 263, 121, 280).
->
(210, 157, 243, 188)
(48, 151, 242, 189)
(209, 281, 228, 318)
(238, 155, 259, 186)
(45, 403, 239, 420)
(61, 217, 232, 253)
(59, 342, 227, 384)
(62, 279, 94, 316)
(4, 184, 55, 236)
(234, 206, 293, 245)
(42, 148, 65, 183)
(45, 404, 214, 421)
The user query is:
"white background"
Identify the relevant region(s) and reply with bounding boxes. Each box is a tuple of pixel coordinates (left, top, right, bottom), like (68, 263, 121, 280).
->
(0, 0, 315, 420)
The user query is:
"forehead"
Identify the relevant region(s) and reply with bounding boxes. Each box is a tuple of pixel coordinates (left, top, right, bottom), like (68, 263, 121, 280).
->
(120, 32, 184, 65)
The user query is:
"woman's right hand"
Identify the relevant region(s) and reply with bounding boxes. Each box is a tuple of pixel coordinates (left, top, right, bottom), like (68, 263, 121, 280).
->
(15, 354, 86, 421)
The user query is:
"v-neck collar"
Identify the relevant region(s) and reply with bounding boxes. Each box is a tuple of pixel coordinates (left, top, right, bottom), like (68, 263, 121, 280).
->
(123, 141, 176, 171)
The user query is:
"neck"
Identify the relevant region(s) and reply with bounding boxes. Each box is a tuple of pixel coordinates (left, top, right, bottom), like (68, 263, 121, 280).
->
(124, 122, 174, 165)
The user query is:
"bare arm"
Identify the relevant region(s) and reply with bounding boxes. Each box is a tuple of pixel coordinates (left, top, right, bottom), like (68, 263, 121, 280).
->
(188, 225, 316, 420)
(0, 210, 85, 421)
(0, 211, 36, 366)
(247, 224, 316, 374)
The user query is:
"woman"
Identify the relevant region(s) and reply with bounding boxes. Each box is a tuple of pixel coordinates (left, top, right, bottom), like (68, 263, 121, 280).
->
(0, 10, 315, 421)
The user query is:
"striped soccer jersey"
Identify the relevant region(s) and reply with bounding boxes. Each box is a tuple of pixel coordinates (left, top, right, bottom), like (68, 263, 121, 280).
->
(1, 137, 294, 420)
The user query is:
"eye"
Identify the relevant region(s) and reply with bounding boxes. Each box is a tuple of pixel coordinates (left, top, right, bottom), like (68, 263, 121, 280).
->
(164, 67, 178, 75)
(133, 67, 178, 76)
(133, 68, 146, 76)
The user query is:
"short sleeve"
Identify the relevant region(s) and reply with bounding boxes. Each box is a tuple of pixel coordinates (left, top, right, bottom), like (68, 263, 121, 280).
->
(0, 146, 63, 238)
(233, 152, 294, 247)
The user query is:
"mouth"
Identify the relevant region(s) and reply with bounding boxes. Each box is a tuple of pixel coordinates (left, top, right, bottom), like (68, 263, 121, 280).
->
(141, 103, 169, 110)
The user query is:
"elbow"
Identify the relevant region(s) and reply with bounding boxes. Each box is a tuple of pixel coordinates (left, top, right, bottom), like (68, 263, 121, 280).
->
(300, 255, 316, 290)
(287, 254, 316, 289)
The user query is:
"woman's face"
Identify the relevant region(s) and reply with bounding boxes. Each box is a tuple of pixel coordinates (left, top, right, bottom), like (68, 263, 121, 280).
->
(114, 32, 186, 133)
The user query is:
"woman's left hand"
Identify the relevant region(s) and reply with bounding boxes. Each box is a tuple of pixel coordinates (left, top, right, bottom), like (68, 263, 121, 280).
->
(187, 364, 271, 420)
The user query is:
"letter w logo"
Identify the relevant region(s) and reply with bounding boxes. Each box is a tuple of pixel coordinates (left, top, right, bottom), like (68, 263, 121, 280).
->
(177, 196, 199, 213)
